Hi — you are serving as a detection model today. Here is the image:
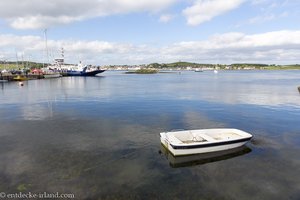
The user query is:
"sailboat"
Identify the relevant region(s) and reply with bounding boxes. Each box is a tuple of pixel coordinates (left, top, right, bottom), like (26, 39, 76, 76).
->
(47, 47, 105, 77)
(42, 29, 61, 79)
(214, 63, 219, 74)
(41, 30, 105, 77)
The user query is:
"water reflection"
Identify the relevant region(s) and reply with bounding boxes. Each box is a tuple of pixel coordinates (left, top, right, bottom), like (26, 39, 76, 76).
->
(1, 71, 300, 199)
(0, 82, 5, 90)
(0, 76, 105, 106)
(180, 71, 300, 107)
(159, 145, 252, 168)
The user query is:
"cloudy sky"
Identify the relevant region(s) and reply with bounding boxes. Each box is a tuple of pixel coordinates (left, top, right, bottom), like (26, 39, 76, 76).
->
(0, 0, 299, 65)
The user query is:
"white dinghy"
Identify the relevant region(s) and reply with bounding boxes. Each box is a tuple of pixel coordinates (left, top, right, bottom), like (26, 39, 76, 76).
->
(160, 128, 252, 156)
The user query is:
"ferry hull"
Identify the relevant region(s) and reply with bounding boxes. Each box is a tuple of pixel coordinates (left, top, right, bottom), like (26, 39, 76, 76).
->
(66, 70, 105, 76)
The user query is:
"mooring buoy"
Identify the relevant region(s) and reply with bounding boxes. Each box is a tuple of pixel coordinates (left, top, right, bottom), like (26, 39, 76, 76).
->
(19, 81, 24, 86)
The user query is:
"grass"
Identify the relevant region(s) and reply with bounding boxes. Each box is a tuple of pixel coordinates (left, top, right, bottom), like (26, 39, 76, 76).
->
(0, 64, 20, 70)
(0, 61, 44, 70)
(126, 68, 159, 74)
(263, 65, 300, 70)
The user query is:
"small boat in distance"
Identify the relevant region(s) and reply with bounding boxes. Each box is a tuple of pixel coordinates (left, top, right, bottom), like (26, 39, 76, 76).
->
(194, 68, 203, 72)
(43, 72, 61, 79)
(160, 128, 252, 156)
(13, 75, 28, 81)
(42, 68, 61, 78)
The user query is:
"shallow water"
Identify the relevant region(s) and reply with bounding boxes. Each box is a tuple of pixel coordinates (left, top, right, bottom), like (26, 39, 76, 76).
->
(0, 70, 300, 199)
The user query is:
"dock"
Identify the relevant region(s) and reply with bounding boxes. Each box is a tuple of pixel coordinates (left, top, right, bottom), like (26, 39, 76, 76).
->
(0, 74, 44, 82)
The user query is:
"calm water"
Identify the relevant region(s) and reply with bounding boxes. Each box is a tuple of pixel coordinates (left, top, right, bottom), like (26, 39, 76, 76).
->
(0, 70, 300, 199)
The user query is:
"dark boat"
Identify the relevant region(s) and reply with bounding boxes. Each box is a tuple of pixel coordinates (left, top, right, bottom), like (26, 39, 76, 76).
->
(65, 66, 105, 76)
(47, 48, 105, 77)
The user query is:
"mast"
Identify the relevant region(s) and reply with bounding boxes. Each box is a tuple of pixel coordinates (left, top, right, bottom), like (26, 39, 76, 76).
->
(15, 50, 19, 69)
(61, 47, 64, 63)
(44, 29, 49, 66)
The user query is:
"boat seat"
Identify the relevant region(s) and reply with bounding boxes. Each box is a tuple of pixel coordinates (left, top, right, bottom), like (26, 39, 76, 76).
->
(167, 134, 183, 144)
(192, 134, 206, 142)
(212, 132, 241, 140)
(186, 131, 207, 143)
(197, 133, 216, 142)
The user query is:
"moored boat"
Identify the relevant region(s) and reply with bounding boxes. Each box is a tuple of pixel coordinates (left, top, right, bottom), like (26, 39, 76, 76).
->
(160, 128, 252, 156)
(43, 73, 61, 78)
(47, 48, 105, 77)
(66, 65, 105, 76)
(194, 68, 203, 72)
(13, 75, 28, 81)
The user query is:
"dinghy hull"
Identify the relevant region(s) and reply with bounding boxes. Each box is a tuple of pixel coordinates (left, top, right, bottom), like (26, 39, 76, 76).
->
(160, 128, 252, 156)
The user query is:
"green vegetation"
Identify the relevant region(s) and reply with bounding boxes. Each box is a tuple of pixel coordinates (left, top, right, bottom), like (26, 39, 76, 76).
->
(17, 183, 32, 192)
(148, 62, 300, 70)
(0, 61, 44, 70)
(126, 68, 159, 74)
(231, 63, 269, 69)
(263, 64, 300, 70)
(148, 62, 216, 69)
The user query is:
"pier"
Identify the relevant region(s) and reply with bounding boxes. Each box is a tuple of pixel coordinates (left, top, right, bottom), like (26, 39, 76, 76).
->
(0, 73, 44, 81)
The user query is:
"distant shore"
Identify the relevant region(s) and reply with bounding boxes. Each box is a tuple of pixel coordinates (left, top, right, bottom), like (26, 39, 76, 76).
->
(1, 61, 300, 72)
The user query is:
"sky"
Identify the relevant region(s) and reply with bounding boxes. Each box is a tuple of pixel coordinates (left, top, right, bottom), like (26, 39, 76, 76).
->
(0, 0, 300, 65)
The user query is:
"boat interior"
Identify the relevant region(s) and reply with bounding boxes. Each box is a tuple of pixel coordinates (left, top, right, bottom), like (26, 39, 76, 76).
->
(171, 130, 243, 144)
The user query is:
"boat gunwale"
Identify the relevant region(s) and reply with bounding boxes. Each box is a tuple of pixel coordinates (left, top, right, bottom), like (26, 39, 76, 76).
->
(160, 128, 252, 150)
(66, 69, 105, 76)
(169, 137, 252, 149)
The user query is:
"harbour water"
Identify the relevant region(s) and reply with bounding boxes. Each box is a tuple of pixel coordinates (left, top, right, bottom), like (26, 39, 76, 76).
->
(0, 70, 300, 199)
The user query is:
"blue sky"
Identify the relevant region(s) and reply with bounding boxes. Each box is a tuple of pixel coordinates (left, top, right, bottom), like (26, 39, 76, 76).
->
(0, 0, 300, 65)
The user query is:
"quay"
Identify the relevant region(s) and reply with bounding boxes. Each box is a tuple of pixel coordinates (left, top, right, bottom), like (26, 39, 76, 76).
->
(0, 74, 44, 82)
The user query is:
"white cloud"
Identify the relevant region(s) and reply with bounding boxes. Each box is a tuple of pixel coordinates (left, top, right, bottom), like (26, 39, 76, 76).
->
(251, 0, 269, 5)
(9, 15, 83, 30)
(159, 14, 175, 23)
(161, 30, 300, 63)
(236, 0, 291, 28)
(248, 14, 275, 24)
(1, 30, 300, 65)
(0, 0, 178, 29)
(183, 0, 245, 26)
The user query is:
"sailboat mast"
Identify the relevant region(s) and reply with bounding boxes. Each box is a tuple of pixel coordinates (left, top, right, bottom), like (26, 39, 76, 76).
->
(44, 29, 49, 66)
